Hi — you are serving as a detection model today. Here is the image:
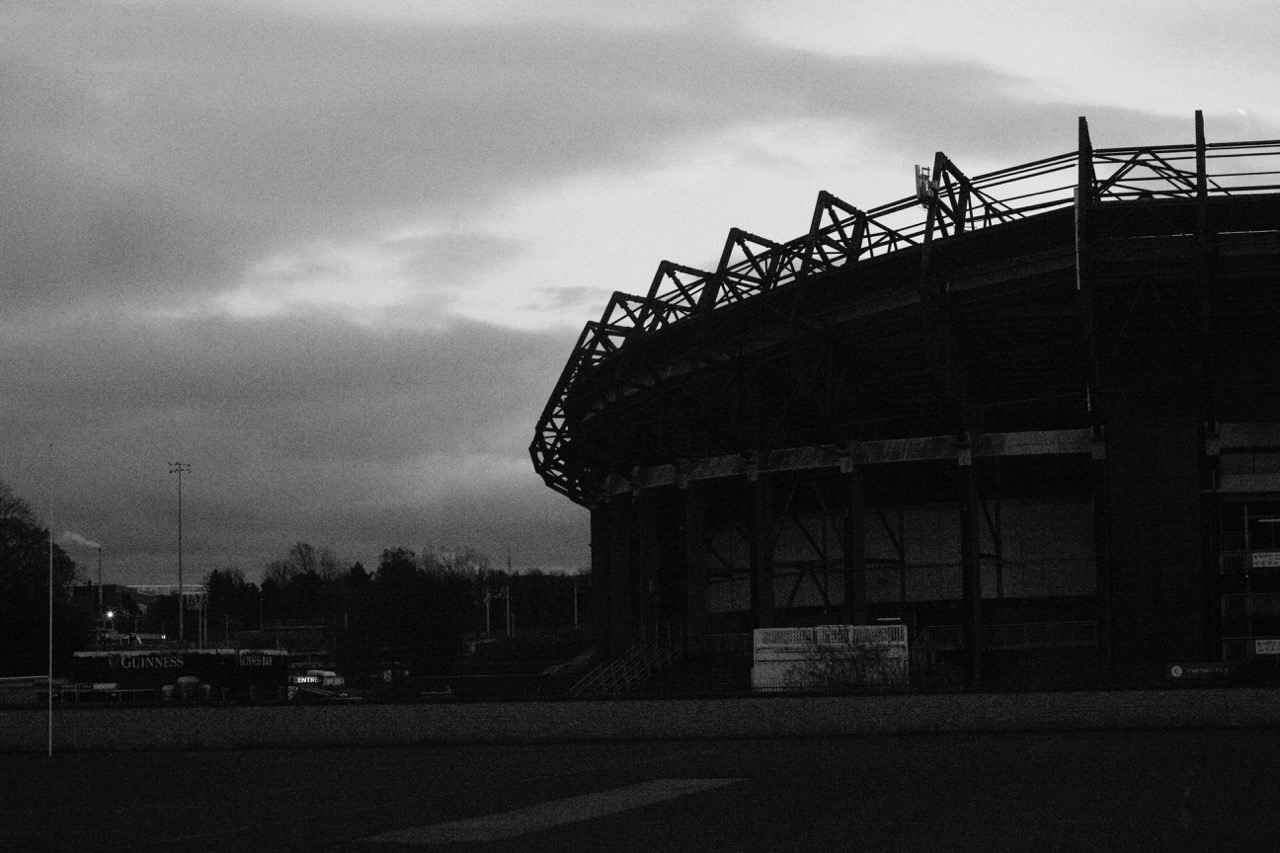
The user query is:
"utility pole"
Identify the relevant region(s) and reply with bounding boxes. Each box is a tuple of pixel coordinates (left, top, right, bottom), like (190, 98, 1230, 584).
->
(506, 549, 513, 637)
(47, 456, 54, 758)
(169, 462, 190, 646)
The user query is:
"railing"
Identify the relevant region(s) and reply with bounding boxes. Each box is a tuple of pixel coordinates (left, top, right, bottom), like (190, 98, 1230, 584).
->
(1222, 593, 1280, 617)
(568, 635, 685, 697)
(38, 684, 159, 705)
(532, 118, 1280, 504)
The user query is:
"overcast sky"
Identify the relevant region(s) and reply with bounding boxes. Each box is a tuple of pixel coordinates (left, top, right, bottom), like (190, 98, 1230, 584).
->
(3, 0, 1275, 586)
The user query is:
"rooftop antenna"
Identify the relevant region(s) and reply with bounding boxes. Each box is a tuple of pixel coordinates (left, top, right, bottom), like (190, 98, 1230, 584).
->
(915, 165, 937, 207)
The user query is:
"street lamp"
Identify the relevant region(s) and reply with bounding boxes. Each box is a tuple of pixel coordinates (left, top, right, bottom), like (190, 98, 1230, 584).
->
(168, 462, 190, 646)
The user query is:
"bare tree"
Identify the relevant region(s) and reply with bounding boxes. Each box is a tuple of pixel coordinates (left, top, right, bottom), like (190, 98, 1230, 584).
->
(287, 541, 318, 576)
(318, 545, 342, 583)
(0, 480, 35, 524)
(263, 559, 298, 588)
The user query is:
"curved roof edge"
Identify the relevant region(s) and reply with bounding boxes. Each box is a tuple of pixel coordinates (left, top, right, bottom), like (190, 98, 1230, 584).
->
(532, 113, 1280, 505)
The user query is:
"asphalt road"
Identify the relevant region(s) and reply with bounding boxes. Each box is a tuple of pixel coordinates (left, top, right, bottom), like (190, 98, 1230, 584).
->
(5, 729, 1280, 852)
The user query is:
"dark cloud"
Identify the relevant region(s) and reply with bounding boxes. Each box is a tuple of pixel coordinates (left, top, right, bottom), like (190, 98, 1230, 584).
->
(2, 3, 1186, 315)
(0, 312, 583, 582)
(4, 313, 571, 461)
(1, 2, 1206, 585)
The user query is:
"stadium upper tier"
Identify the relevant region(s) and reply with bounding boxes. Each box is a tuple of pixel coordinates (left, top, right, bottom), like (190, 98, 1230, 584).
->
(532, 117, 1280, 505)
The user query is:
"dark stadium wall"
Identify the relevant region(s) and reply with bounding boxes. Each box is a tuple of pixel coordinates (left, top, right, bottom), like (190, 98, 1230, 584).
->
(590, 456, 1105, 684)
(1102, 415, 1204, 685)
(544, 116, 1280, 690)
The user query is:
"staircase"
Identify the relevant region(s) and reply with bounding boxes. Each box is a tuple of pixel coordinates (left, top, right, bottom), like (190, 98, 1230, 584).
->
(568, 636, 685, 697)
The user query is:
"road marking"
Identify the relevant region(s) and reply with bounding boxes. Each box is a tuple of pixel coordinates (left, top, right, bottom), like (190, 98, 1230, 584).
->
(363, 778, 745, 844)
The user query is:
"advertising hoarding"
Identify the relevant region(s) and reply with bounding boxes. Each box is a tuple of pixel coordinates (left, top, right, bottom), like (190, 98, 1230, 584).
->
(751, 624, 908, 692)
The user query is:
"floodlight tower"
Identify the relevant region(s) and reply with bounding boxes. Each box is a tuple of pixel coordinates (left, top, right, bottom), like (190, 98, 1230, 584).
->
(168, 462, 191, 645)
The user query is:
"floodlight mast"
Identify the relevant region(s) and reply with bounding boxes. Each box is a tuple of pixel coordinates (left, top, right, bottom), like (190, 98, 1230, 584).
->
(168, 462, 191, 645)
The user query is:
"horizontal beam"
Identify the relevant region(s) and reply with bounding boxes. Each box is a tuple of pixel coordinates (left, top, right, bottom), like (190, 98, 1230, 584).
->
(1207, 423, 1280, 454)
(604, 428, 1098, 496)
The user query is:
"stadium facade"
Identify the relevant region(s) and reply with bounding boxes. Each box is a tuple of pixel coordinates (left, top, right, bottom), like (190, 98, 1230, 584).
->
(532, 112, 1280, 688)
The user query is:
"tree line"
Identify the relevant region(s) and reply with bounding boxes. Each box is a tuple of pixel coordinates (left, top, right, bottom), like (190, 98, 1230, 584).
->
(203, 543, 589, 674)
(0, 478, 588, 679)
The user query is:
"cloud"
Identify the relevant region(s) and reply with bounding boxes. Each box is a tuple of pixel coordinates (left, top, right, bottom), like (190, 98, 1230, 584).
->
(1, 312, 567, 456)
(2, 2, 1187, 320)
(61, 531, 103, 550)
(388, 231, 528, 292)
(0, 310, 580, 580)
(527, 285, 619, 314)
(0, 2, 1220, 587)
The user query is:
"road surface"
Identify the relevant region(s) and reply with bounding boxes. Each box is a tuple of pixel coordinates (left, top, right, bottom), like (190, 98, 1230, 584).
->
(4, 729, 1279, 851)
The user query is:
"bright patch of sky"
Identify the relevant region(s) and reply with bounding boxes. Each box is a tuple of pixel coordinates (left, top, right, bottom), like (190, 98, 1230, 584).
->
(745, 1, 1278, 122)
(466, 120, 900, 329)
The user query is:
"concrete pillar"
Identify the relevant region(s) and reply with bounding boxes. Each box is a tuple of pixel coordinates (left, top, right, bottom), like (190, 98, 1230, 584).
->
(959, 448, 984, 687)
(606, 497, 635, 651)
(633, 491, 654, 635)
(751, 474, 776, 629)
(684, 482, 707, 639)
(843, 461, 867, 625)
(589, 502, 612, 654)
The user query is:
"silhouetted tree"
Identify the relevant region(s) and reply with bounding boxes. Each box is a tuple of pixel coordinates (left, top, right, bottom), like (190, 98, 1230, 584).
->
(204, 567, 261, 642)
(334, 562, 376, 670)
(263, 558, 297, 590)
(364, 547, 481, 672)
(0, 480, 90, 676)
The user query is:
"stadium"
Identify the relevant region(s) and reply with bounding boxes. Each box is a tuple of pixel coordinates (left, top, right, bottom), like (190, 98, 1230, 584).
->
(532, 112, 1280, 690)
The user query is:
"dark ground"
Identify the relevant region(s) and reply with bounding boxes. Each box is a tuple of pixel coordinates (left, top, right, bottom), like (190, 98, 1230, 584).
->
(4, 728, 1279, 852)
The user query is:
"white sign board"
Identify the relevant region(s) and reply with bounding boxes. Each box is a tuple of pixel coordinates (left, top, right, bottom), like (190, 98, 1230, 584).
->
(1252, 552, 1280, 568)
(1255, 638, 1280, 656)
(751, 624, 908, 692)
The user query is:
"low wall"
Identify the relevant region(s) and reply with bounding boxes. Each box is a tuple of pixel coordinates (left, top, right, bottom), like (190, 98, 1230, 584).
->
(3, 689, 1280, 752)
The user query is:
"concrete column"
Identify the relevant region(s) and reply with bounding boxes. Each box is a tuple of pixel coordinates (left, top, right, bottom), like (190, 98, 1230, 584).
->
(589, 502, 612, 654)
(751, 474, 776, 629)
(1092, 443, 1112, 683)
(684, 482, 707, 639)
(959, 448, 983, 687)
(606, 497, 635, 651)
(842, 461, 867, 625)
(633, 491, 653, 635)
